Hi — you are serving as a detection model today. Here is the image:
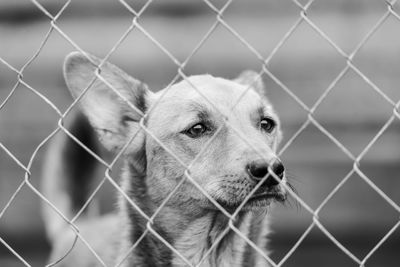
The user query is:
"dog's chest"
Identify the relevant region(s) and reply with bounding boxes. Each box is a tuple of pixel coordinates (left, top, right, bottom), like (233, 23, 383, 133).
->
(171, 214, 268, 267)
(172, 230, 247, 267)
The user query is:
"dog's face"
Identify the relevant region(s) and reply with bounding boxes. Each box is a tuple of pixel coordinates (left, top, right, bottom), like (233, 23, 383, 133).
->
(64, 53, 287, 214)
(146, 75, 286, 211)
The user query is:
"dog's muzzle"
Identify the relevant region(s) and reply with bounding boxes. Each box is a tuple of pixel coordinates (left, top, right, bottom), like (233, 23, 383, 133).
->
(244, 158, 287, 204)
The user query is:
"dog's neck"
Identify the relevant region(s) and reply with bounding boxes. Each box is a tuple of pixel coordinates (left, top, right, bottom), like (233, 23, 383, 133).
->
(118, 161, 271, 267)
(170, 211, 269, 267)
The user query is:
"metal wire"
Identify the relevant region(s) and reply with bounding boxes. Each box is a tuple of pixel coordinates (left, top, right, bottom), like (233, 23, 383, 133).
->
(0, 0, 399, 266)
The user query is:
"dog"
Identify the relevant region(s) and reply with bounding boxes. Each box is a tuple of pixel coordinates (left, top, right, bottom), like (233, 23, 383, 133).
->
(41, 52, 288, 267)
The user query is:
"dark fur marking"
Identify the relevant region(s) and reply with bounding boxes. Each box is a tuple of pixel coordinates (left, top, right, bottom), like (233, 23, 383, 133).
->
(120, 83, 148, 127)
(63, 111, 99, 213)
(135, 82, 148, 114)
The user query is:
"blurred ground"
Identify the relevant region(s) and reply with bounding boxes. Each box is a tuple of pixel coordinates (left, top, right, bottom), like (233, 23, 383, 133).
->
(0, 0, 399, 266)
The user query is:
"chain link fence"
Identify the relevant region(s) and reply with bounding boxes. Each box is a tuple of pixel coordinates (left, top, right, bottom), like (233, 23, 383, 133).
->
(0, 0, 399, 266)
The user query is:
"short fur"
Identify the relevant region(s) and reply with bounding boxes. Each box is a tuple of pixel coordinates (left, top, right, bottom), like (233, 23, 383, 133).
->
(42, 52, 288, 267)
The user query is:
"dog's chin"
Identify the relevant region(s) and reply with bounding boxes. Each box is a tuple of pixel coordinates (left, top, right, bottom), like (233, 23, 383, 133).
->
(215, 191, 287, 213)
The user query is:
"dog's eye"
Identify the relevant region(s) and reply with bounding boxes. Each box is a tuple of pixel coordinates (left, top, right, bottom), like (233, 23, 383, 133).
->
(260, 118, 275, 133)
(185, 123, 208, 138)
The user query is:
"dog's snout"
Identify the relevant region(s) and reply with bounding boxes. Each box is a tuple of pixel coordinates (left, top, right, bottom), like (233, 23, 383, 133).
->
(246, 159, 284, 186)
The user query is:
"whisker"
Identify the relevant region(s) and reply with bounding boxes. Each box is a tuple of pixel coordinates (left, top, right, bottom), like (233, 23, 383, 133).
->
(282, 180, 302, 211)
(285, 171, 306, 185)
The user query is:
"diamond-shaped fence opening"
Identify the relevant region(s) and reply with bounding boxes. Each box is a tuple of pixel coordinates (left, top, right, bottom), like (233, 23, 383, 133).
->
(0, 0, 399, 266)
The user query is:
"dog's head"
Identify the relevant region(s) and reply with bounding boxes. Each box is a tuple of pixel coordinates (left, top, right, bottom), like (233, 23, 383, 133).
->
(64, 52, 287, 215)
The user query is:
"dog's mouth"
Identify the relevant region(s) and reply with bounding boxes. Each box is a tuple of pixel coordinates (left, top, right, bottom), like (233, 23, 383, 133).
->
(246, 182, 287, 202)
(247, 191, 286, 204)
(215, 188, 286, 212)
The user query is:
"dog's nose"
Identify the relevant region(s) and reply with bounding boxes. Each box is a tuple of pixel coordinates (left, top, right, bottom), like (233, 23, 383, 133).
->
(271, 159, 285, 179)
(246, 159, 284, 186)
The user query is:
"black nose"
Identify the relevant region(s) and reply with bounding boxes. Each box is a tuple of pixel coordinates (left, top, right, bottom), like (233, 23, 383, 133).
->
(246, 159, 284, 186)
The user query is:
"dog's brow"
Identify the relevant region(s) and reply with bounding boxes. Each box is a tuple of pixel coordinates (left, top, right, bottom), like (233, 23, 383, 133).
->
(253, 105, 267, 118)
(187, 103, 213, 122)
(251, 105, 276, 125)
(257, 106, 265, 117)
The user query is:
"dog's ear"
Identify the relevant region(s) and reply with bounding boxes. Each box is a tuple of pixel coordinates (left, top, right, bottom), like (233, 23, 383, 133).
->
(64, 52, 153, 152)
(234, 70, 266, 97)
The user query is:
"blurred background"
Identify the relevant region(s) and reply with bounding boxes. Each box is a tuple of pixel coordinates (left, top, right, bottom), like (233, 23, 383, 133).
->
(0, 0, 399, 266)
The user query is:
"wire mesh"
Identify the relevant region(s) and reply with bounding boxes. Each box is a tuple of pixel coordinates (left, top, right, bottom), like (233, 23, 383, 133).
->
(0, 0, 399, 266)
